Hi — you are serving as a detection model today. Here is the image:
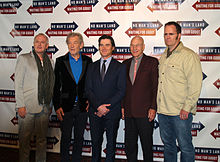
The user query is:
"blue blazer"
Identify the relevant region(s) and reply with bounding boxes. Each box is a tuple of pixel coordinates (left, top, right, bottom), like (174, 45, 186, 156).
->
(86, 58, 126, 119)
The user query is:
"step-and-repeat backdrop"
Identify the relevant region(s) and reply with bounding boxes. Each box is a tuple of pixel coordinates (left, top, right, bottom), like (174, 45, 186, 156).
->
(0, 0, 220, 161)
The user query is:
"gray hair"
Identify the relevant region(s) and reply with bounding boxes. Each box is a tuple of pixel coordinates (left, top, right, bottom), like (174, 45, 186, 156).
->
(66, 32, 83, 44)
(34, 33, 49, 44)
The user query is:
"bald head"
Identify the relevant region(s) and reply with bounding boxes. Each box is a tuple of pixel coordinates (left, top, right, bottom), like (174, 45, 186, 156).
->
(130, 36, 145, 58)
(131, 35, 144, 44)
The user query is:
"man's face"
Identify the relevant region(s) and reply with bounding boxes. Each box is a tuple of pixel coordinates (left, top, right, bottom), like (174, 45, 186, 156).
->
(164, 25, 181, 51)
(33, 35, 49, 54)
(67, 36, 83, 56)
(99, 39, 114, 59)
(130, 37, 145, 58)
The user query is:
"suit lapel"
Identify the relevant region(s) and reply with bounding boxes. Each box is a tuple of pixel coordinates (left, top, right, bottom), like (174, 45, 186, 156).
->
(103, 58, 116, 82)
(97, 59, 102, 82)
(78, 55, 86, 82)
(29, 52, 39, 77)
(134, 55, 145, 83)
(63, 54, 76, 83)
(126, 59, 132, 84)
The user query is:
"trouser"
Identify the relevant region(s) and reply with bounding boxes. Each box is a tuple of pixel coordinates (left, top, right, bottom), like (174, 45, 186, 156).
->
(60, 104, 87, 162)
(89, 114, 120, 162)
(125, 117, 154, 162)
(18, 106, 49, 162)
(158, 113, 195, 162)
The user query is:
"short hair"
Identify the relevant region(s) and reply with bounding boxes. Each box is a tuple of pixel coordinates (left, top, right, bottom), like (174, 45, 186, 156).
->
(66, 32, 83, 44)
(98, 35, 115, 48)
(165, 21, 181, 34)
(34, 33, 49, 44)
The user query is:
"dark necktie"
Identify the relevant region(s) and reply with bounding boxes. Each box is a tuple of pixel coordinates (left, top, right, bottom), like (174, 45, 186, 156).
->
(101, 60, 107, 82)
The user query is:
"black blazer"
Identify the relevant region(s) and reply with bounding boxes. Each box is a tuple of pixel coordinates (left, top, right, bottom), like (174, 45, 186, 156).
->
(53, 53, 92, 112)
(86, 58, 126, 119)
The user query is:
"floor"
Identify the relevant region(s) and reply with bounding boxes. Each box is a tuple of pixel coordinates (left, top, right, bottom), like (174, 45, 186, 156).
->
(0, 147, 132, 162)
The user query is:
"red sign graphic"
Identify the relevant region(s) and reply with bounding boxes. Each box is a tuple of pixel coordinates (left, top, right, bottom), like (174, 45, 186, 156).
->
(105, 3, 134, 13)
(200, 55, 220, 61)
(112, 54, 132, 61)
(27, 6, 53, 14)
(153, 152, 164, 158)
(10, 29, 34, 37)
(181, 28, 201, 36)
(191, 130, 198, 136)
(213, 79, 220, 89)
(10, 73, 15, 81)
(85, 123, 90, 131)
(125, 28, 156, 37)
(211, 129, 220, 139)
(197, 106, 220, 113)
(115, 149, 126, 156)
(48, 121, 60, 128)
(196, 154, 218, 162)
(0, 96, 15, 102)
(0, 52, 17, 58)
(82, 146, 92, 153)
(84, 28, 112, 37)
(11, 117, 18, 125)
(0, 8, 17, 14)
(193, 1, 220, 11)
(215, 27, 220, 36)
(46, 29, 72, 37)
(65, 5, 92, 13)
(147, 2, 178, 12)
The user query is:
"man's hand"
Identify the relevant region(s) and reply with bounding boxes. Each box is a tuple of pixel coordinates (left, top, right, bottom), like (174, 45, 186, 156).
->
(180, 109, 189, 120)
(121, 108, 125, 120)
(95, 104, 110, 117)
(148, 108, 156, 122)
(18, 107, 26, 118)
(56, 107, 64, 121)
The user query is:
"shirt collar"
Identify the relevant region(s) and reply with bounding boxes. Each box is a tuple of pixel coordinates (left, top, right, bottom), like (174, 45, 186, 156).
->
(132, 54, 143, 62)
(168, 42, 181, 53)
(167, 42, 181, 58)
(69, 52, 82, 62)
(101, 56, 112, 64)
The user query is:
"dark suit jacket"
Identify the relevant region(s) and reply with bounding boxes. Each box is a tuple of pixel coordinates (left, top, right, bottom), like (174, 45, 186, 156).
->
(122, 54, 158, 118)
(86, 58, 126, 119)
(53, 53, 92, 113)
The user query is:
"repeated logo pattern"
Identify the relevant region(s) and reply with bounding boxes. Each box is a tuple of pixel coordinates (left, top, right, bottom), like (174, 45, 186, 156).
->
(0, 0, 219, 161)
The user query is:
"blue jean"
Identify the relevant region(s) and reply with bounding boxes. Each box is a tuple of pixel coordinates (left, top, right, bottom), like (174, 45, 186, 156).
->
(158, 113, 195, 162)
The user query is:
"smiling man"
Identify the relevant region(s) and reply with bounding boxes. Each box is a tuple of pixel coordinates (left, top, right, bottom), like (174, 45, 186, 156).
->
(53, 32, 92, 162)
(157, 21, 203, 162)
(86, 35, 126, 162)
(122, 36, 158, 162)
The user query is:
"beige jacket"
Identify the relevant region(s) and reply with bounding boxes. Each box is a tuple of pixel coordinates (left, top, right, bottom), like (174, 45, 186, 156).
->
(157, 42, 203, 115)
(15, 52, 54, 113)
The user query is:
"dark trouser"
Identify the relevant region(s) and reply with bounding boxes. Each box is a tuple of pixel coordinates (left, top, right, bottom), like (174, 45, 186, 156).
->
(60, 105, 87, 162)
(89, 114, 120, 162)
(125, 117, 154, 162)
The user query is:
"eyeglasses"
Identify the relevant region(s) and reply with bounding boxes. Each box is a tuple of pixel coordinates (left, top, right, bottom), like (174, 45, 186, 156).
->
(164, 33, 177, 36)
